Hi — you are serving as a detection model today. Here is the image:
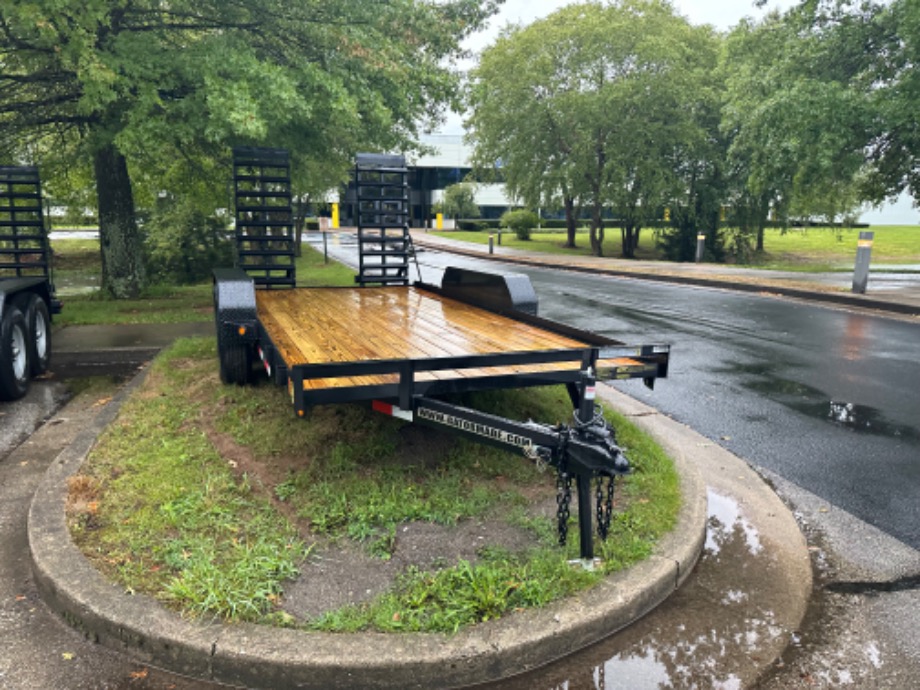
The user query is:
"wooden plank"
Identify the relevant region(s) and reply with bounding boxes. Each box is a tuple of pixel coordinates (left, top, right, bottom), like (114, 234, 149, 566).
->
(255, 286, 600, 394)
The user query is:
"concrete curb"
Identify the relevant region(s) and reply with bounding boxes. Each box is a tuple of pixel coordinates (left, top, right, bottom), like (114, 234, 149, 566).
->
(28, 368, 707, 689)
(411, 235, 920, 317)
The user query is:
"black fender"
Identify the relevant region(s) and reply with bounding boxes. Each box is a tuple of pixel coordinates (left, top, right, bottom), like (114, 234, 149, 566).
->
(439, 266, 538, 316)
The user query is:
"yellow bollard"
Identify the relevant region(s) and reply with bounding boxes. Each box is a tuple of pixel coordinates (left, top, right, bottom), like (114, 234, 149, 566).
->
(331, 203, 340, 229)
(436, 213, 443, 230)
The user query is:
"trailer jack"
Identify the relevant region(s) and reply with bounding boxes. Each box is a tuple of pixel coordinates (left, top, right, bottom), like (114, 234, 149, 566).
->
(372, 383, 629, 561)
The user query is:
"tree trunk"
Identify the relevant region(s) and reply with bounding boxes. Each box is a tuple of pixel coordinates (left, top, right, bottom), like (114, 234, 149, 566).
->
(590, 203, 605, 257)
(563, 196, 577, 248)
(94, 143, 146, 298)
(293, 197, 307, 258)
(622, 223, 637, 259)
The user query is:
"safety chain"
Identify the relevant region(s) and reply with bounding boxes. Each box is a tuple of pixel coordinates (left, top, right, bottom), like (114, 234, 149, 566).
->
(555, 467, 572, 546)
(596, 474, 616, 540)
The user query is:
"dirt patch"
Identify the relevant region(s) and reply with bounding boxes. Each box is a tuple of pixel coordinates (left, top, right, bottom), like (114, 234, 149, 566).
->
(198, 407, 558, 623)
(283, 518, 544, 621)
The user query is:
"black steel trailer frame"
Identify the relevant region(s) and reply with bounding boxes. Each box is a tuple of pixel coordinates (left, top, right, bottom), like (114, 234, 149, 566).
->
(213, 149, 671, 561)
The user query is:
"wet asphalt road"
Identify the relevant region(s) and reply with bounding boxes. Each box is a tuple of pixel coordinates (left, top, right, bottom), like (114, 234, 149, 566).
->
(398, 245, 920, 550)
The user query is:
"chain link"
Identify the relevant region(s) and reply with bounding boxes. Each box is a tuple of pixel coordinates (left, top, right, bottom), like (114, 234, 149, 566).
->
(556, 468, 572, 546)
(596, 475, 616, 540)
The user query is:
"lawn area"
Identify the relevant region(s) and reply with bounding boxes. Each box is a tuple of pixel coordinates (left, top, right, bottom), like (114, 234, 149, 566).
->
(752, 225, 920, 269)
(429, 228, 660, 260)
(52, 238, 355, 326)
(429, 224, 920, 271)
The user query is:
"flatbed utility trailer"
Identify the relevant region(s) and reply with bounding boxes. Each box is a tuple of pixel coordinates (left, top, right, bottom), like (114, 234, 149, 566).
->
(213, 150, 670, 561)
(0, 166, 60, 401)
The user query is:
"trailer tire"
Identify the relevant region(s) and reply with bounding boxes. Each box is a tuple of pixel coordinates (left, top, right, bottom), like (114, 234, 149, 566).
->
(0, 306, 31, 401)
(220, 342, 252, 386)
(14, 293, 52, 376)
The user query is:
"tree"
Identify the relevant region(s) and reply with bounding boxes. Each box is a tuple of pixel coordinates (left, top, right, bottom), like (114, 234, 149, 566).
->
(1, 0, 499, 297)
(467, 0, 721, 258)
(436, 182, 480, 219)
(721, 3, 886, 254)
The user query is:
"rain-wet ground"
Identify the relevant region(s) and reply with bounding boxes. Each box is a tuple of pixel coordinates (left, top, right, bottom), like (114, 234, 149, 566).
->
(468, 385, 813, 690)
(479, 488, 794, 690)
(755, 470, 920, 689)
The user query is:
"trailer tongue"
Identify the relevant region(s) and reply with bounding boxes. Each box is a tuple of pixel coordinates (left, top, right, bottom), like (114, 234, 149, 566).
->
(213, 149, 670, 562)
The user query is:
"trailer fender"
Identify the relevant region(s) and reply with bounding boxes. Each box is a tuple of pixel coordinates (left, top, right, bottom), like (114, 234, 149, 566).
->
(213, 268, 258, 384)
(440, 266, 538, 316)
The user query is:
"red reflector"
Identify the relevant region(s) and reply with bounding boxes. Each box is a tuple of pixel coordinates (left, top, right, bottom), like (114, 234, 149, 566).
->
(372, 400, 392, 416)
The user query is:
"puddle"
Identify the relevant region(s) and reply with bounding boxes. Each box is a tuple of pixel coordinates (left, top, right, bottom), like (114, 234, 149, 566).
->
(782, 399, 920, 441)
(734, 370, 920, 442)
(481, 490, 788, 689)
(706, 490, 763, 557)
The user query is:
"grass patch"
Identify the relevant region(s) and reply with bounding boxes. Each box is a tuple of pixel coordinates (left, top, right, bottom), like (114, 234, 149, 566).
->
(69, 339, 680, 631)
(429, 228, 659, 260)
(69, 338, 309, 622)
(430, 225, 920, 269)
(52, 241, 355, 326)
(753, 225, 920, 269)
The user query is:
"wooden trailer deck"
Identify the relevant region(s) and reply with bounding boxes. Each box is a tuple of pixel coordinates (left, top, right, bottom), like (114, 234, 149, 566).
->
(256, 286, 657, 394)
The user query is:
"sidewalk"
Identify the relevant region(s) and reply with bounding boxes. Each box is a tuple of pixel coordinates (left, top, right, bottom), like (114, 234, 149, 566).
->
(409, 230, 920, 317)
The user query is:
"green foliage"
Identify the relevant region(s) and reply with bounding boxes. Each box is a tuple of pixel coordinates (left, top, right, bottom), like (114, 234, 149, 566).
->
(468, 0, 723, 258)
(71, 338, 308, 622)
(500, 209, 539, 240)
(145, 198, 232, 284)
(1, 0, 500, 296)
(456, 219, 494, 231)
(313, 552, 598, 633)
(435, 183, 480, 219)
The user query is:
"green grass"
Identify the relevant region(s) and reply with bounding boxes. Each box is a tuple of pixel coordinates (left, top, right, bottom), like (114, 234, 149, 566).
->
(52, 239, 356, 326)
(752, 225, 920, 269)
(69, 338, 309, 622)
(69, 339, 681, 630)
(430, 225, 920, 271)
(311, 397, 680, 634)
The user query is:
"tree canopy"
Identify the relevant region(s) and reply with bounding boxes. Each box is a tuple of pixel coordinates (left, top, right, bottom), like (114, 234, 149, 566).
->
(466, 0, 721, 258)
(1, 0, 499, 296)
(468, 0, 919, 262)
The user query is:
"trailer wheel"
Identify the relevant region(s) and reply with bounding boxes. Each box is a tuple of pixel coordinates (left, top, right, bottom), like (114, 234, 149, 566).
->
(0, 306, 31, 401)
(15, 293, 52, 376)
(219, 342, 252, 386)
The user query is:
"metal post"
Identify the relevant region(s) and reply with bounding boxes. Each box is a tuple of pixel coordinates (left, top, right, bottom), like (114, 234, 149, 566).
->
(695, 234, 706, 263)
(323, 230, 328, 264)
(497, 230, 502, 246)
(575, 369, 597, 561)
(489, 234, 494, 254)
(852, 231, 874, 294)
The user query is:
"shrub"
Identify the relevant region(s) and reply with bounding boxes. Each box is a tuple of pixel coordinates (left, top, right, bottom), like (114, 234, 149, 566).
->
(456, 219, 494, 231)
(145, 201, 233, 284)
(500, 209, 539, 241)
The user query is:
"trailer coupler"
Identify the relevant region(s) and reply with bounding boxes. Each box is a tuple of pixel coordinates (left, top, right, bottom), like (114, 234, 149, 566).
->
(372, 395, 629, 561)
